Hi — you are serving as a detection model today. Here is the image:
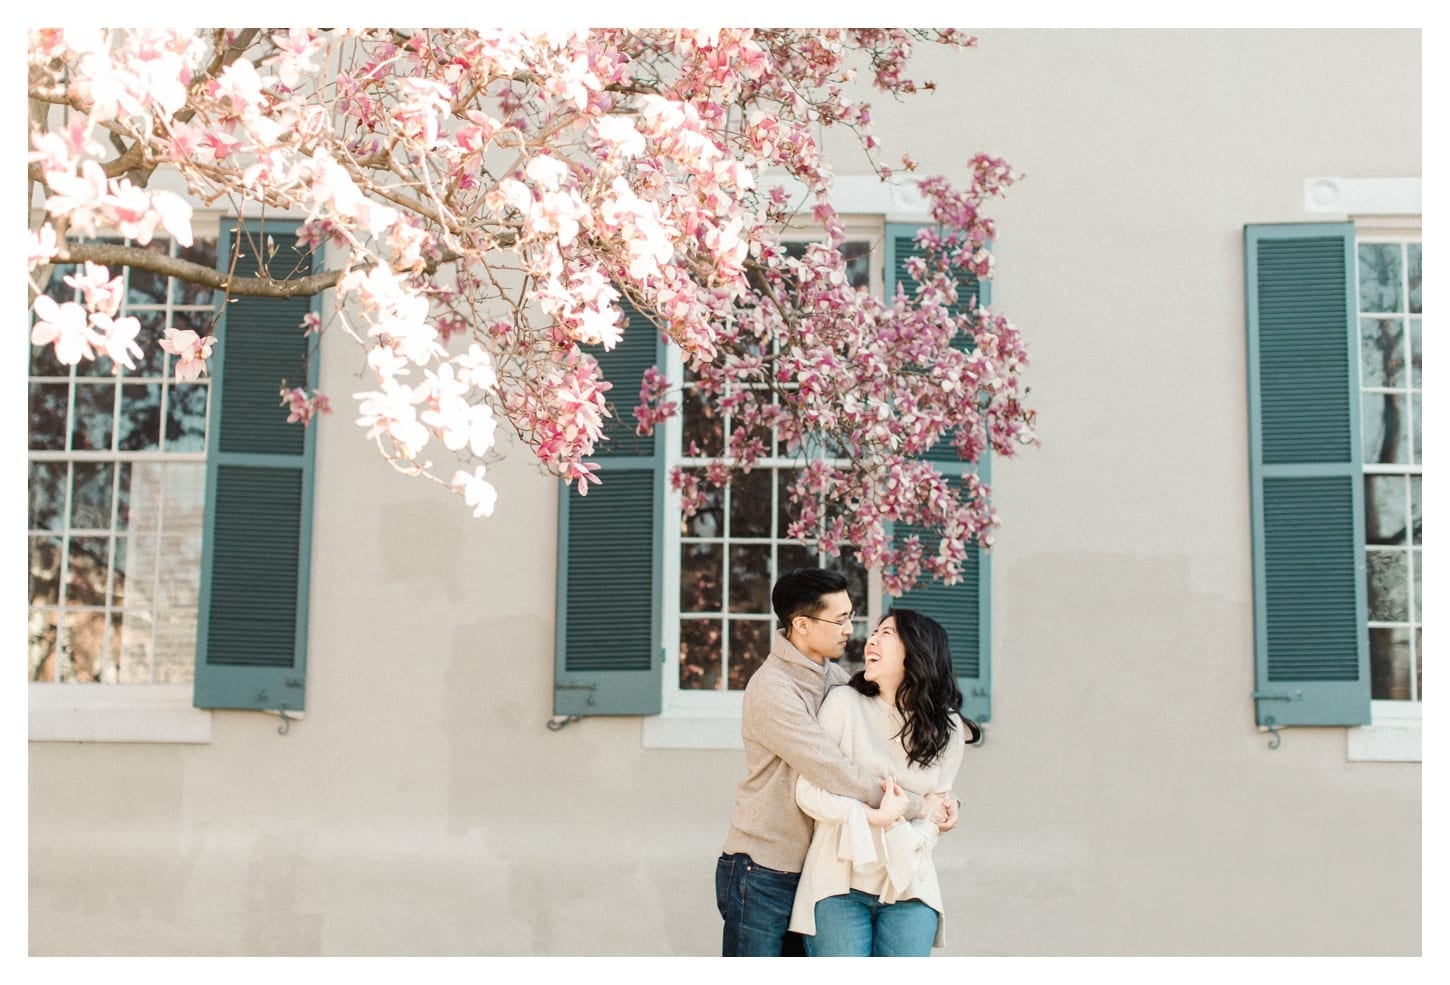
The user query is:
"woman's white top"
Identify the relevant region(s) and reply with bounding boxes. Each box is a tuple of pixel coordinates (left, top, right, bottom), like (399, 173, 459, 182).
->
(789, 684, 965, 946)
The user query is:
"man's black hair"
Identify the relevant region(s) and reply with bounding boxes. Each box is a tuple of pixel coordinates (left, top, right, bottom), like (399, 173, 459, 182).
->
(771, 567, 850, 630)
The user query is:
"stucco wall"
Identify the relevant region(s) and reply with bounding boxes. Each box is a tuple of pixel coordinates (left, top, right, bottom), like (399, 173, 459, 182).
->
(28, 29, 1421, 956)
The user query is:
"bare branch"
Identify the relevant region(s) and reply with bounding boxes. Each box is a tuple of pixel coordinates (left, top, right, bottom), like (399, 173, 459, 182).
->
(53, 240, 343, 298)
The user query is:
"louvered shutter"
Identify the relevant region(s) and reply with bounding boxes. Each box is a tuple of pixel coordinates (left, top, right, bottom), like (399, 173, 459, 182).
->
(1245, 223, 1370, 726)
(883, 223, 992, 721)
(553, 301, 664, 716)
(194, 224, 317, 712)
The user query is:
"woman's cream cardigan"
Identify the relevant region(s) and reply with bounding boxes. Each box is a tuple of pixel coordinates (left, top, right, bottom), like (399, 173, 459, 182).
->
(789, 684, 965, 947)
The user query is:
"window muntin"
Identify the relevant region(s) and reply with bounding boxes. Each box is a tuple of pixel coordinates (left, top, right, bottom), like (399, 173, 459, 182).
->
(27, 237, 219, 684)
(666, 231, 880, 699)
(1357, 237, 1422, 702)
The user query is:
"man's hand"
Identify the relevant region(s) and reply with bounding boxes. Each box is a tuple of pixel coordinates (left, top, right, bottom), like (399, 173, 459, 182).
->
(865, 778, 909, 828)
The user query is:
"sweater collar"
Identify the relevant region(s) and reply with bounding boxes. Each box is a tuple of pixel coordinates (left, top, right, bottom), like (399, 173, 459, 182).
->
(770, 629, 829, 674)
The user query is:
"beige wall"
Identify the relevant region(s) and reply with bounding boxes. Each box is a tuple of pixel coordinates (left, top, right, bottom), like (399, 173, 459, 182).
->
(29, 29, 1421, 956)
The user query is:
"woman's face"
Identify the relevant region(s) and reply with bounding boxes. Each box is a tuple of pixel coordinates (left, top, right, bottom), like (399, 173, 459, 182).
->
(864, 616, 907, 695)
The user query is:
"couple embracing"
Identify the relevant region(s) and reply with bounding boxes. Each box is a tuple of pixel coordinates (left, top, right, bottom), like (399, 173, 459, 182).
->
(716, 567, 975, 957)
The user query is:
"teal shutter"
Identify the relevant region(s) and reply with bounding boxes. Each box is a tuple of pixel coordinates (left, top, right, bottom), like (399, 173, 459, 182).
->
(884, 223, 992, 721)
(553, 301, 664, 716)
(194, 223, 317, 712)
(1245, 223, 1370, 727)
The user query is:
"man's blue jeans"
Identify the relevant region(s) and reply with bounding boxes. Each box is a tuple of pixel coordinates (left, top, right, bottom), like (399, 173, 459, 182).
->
(716, 853, 805, 956)
(802, 889, 939, 957)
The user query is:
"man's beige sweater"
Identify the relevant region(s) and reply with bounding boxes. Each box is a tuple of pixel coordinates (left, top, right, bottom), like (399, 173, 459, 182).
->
(721, 631, 912, 873)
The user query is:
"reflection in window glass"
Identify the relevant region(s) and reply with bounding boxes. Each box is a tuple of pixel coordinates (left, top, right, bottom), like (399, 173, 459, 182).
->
(1358, 238, 1423, 701)
(27, 236, 217, 685)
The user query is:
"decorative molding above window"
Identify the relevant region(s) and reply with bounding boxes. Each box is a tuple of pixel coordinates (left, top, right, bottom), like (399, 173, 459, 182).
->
(1303, 177, 1421, 217)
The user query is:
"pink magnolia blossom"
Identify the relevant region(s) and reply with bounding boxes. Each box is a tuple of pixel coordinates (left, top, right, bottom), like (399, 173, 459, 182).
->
(26, 27, 1034, 589)
(158, 328, 217, 381)
(451, 465, 498, 517)
(30, 296, 99, 365)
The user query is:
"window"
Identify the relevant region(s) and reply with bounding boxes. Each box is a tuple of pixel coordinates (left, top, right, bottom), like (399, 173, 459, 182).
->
(665, 236, 877, 709)
(555, 218, 992, 743)
(1244, 218, 1422, 760)
(1356, 237, 1423, 702)
(28, 237, 217, 688)
(27, 221, 318, 741)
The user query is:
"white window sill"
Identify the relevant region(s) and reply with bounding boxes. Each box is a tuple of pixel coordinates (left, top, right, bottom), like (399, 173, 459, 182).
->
(642, 713, 743, 750)
(29, 683, 213, 743)
(1347, 701, 1421, 762)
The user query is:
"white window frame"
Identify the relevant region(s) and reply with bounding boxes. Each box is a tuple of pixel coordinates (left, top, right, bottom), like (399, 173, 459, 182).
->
(1305, 177, 1422, 763)
(27, 215, 225, 743)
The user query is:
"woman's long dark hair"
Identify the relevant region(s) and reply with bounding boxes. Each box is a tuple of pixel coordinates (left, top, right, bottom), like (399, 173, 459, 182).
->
(849, 608, 979, 767)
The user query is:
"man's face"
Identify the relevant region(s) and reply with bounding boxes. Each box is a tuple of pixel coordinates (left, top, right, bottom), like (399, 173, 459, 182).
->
(790, 589, 854, 664)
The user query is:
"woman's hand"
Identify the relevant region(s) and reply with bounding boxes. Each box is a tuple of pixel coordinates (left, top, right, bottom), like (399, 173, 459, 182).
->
(866, 778, 909, 828)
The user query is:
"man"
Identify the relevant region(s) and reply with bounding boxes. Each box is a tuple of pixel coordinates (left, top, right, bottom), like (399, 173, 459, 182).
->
(716, 567, 959, 956)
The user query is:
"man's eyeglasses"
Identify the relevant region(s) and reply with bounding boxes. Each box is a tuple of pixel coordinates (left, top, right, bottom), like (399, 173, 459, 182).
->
(801, 613, 855, 628)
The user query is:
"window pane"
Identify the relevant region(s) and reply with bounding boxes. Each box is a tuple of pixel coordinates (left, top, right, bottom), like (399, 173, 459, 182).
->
(1407, 243, 1421, 314)
(29, 382, 69, 451)
(1411, 393, 1420, 465)
(1358, 243, 1403, 313)
(114, 463, 133, 529)
(125, 310, 168, 377)
(681, 469, 723, 538)
(776, 468, 805, 539)
(1415, 627, 1423, 701)
(29, 611, 58, 682)
(842, 241, 872, 291)
(728, 618, 772, 690)
(118, 383, 163, 451)
(1365, 549, 1409, 622)
(1412, 547, 1421, 622)
(29, 461, 67, 532)
(153, 608, 197, 684)
(120, 534, 159, 609)
(777, 542, 817, 581)
(1368, 626, 1413, 700)
(681, 387, 724, 457)
(679, 618, 723, 690)
(61, 609, 114, 683)
(29, 328, 69, 377)
(1410, 476, 1421, 545)
(158, 533, 203, 606)
(117, 611, 153, 684)
(71, 381, 116, 451)
(162, 463, 207, 529)
(29, 537, 62, 606)
(729, 468, 772, 537)
(1359, 317, 1402, 389)
(827, 546, 869, 615)
(66, 536, 110, 606)
(1361, 392, 1408, 465)
(680, 542, 723, 613)
(165, 383, 209, 452)
(729, 543, 771, 613)
(1364, 474, 1407, 545)
(1410, 318, 1421, 388)
(70, 461, 115, 530)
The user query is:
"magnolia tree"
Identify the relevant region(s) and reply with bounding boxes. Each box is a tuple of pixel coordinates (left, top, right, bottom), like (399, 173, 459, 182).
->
(26, 27, 1035, 593)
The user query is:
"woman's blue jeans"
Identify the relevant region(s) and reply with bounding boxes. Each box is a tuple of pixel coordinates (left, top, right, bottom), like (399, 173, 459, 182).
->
(803, 889, 939, 957)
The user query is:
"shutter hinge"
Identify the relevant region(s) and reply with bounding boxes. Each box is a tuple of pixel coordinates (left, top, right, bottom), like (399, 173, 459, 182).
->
(1251, 692, 1300, 751)
(548, 681, 596, 731)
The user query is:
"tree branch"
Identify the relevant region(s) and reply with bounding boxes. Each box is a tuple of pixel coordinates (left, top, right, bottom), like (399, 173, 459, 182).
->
(53, 240, 343, 298)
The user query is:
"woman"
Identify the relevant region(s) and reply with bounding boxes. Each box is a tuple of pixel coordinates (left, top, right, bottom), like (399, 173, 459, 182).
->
(790, 608, 974, 957)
